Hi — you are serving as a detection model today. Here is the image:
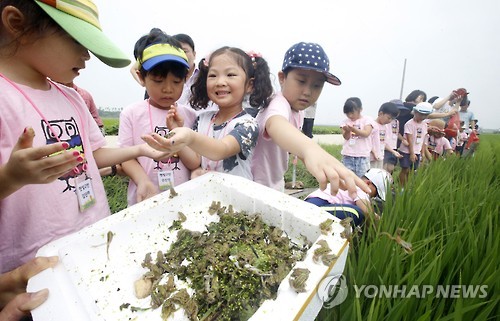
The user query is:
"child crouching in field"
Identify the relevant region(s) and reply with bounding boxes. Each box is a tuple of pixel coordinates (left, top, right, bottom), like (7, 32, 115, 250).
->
(423, 119, 454, 161)
(305, 168, 393, 226)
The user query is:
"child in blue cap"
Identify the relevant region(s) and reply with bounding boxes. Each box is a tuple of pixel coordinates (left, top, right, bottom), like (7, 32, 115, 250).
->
(251, 42, 370, 197)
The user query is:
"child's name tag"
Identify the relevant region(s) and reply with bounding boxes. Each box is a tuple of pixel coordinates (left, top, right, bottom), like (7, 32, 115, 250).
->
(349, 138, 356, 146)
(158, 170, 174, 191)
(76, 178, 96, 211)
(416, 138, 422, 144)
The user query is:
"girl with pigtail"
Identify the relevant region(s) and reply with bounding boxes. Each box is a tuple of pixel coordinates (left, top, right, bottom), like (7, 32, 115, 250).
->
(142, 46, 274, 181)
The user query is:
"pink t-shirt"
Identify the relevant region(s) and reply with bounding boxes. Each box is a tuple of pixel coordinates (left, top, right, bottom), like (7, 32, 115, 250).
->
(385, 119, 400, 150)
(370, 121, 384, 161)
(457, 131, 468, 147)
(72, 83, 103, 127)
(341, 115, 375, 157)
(427, 135, 452, 156)
(399, 119, 428, 155)
(0, 77, 109, 273)
(118, 100, 197, 206)
(306, 184, 370, 206)
(252, 92, 303, 192)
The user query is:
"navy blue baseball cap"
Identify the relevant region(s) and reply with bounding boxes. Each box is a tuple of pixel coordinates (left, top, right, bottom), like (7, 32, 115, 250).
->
(282, 42, 341, 86)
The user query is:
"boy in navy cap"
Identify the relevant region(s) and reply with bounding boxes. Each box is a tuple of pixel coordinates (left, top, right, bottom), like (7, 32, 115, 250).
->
(251, 42, 370, 198)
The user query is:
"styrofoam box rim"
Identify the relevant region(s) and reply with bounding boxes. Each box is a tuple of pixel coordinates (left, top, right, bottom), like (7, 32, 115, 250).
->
(27, 172, 349, 321)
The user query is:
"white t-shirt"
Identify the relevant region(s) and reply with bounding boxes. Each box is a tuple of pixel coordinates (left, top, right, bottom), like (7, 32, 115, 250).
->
(195, 110, 258, 180)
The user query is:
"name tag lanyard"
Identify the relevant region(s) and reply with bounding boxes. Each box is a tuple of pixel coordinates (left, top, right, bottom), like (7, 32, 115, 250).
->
(0, 73, 95, 211)
(291, 109, 303, 188)
(147, 99, 175, 190)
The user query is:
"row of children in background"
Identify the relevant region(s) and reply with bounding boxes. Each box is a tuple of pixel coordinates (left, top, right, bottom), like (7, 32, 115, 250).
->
(339, 88, 478, 189)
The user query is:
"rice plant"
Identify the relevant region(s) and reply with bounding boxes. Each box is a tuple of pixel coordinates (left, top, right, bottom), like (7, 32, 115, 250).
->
(316, 134, 500, 320)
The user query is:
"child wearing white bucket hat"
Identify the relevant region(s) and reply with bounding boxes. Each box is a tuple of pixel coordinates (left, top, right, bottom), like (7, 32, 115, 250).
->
(398, 102, 433, 186)
(305, 168, 393, 226)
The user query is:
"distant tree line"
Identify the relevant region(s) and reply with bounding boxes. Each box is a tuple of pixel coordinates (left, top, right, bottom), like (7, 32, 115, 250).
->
(98, 109, 121, 118)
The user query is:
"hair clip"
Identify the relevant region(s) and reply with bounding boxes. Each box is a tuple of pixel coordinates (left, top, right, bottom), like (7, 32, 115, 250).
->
(246, 51, 262, 59)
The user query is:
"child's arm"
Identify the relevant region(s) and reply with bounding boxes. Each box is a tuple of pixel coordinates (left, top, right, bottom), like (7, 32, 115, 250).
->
(406, 133, 417, 162)
(165, 107, 201, 170)
(421, 143, 432, 162)
(92, 143, 171, 169)
(341, 125, 351, 140)
(384, 143, 403, 158)
(129, 61, 143, 86)
(265, 115, 370, 197)
(355, 198, 371, 217)
(166, 105, 184, 129)
(120, 159, 158, 203)
(442, 138, 454, 156)
(0, 128, 83, 199)
(427, 109, 457, 119)
(371, 132, 382, 160)
(350, 124, 373, 138)
(141, 127, 242, 161)
(398, 133, 409, 146)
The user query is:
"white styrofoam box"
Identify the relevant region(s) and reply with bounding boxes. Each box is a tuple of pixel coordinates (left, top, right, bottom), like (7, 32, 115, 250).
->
(27, 172, 349, 321)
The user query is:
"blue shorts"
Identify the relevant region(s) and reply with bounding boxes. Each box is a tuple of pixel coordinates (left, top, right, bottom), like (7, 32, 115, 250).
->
(383, 150, 398, 165)
(342, 155, 370, 178)
(399, 152, 420, 170)
(305, 197, 365, 226)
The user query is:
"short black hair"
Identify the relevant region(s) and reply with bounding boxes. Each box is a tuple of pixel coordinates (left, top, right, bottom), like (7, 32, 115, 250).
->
(405, 90, 427, 103)
(460, 97, 470, 107)
(428, 96, 439, 104)
(173, 33, 195, 51)
(343, 97, 362, 113)
(379, 102, 399, 118)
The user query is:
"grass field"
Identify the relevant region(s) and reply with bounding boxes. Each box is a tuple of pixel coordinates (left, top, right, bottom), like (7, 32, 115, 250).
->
(102, 123, 499, 320)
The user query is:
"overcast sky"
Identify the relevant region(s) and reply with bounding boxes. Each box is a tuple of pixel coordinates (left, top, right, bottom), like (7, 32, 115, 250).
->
(77, 0, 500, 129)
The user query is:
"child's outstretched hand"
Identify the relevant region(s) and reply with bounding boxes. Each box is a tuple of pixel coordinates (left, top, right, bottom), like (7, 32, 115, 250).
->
(393, 150, 403, 159)
(0, 127, 84, 199)
(141, 127, 193, 154)
(135, 179, 158, 203)
(136, 142, 174, 161)
(302, 145, 370, 199)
